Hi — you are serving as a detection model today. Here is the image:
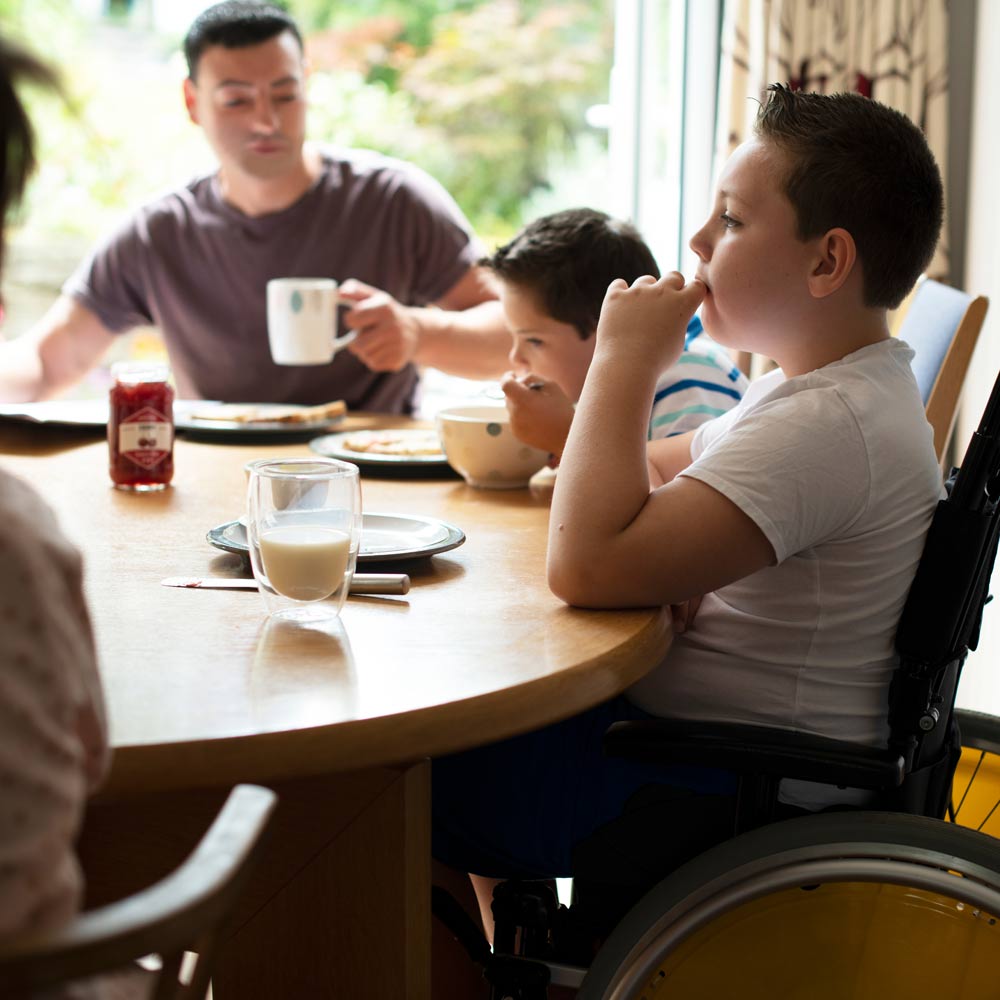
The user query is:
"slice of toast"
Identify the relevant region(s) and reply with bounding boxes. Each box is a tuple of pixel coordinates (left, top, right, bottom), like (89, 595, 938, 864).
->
(189, 400, 347, 424)
(340, 429, 443, 456)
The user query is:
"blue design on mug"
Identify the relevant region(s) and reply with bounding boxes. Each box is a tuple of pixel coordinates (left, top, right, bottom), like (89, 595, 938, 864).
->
(291, 290, 304, 313)
(486, 423, 502, 437)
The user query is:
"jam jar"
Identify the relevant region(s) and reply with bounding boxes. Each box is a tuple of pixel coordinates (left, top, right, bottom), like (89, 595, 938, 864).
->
(107, 361, 174, 491)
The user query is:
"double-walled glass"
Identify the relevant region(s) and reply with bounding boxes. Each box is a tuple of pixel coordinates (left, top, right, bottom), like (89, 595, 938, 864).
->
(247, 458, 361, 622)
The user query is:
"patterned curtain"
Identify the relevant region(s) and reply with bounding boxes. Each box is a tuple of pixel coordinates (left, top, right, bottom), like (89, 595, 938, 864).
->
(715, 0, 950, 282)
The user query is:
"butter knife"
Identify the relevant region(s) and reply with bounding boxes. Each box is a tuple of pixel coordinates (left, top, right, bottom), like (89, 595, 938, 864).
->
(161, 573, 409, 595)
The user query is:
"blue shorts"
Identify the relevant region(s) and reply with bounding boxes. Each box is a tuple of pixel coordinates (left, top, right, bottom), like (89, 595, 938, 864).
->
(432, 695, 737, 878)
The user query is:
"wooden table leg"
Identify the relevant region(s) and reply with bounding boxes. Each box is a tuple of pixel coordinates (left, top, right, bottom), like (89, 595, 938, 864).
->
(79, 762, 431, 1000)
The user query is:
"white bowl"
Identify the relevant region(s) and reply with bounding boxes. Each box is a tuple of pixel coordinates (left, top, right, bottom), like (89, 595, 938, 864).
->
(435, 405, 549, 489)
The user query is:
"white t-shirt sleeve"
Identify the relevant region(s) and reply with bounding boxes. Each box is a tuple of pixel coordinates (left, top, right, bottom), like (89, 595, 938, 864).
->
(681, 385, 871, 563)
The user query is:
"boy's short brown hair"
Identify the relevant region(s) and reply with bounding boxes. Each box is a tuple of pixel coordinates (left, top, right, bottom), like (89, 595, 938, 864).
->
(755, 83, 943, 310)
(482, 208, 660, 339)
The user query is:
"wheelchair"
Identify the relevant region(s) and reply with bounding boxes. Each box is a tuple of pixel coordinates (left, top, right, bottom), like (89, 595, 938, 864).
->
(462, 369, 1000, 1000)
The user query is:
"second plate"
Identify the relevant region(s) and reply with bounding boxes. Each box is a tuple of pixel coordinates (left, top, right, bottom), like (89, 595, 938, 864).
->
(310, 429, 450, 469)
(207, 512, 465, 565)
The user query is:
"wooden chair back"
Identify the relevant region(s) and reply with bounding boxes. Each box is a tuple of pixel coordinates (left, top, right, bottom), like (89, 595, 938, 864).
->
(0, 784, 277, 999)
(737, 279, 989, 464)
(898, 279, 990, 463)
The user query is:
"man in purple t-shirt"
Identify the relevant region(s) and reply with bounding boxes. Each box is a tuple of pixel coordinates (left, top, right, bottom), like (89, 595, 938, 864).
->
(0, 1, 510, 411)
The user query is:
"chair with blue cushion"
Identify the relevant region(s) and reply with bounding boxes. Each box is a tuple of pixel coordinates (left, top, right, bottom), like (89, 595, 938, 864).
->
(895, 278, 988, 463)
(739, 278, 988, 464)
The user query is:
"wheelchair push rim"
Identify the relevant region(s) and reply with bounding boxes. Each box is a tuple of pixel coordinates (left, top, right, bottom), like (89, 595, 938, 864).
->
(580, 811, 1000, 1000)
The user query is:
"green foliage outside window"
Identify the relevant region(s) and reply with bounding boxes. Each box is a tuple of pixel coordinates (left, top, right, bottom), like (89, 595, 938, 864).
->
(3, 0, 613, 250)
(306, 1, 612, 239)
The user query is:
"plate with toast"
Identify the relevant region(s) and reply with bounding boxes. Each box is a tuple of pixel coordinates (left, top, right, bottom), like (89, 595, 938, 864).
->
(174, 399, 347, 435)
(174, 399, 347, 432)
(0, 398, 348, 438)
(310, 427, 450, 468)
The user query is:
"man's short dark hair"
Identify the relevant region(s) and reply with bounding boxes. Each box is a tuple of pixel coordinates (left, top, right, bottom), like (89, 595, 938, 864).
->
(0, 38, 59, 281)
(755, 83, 944, 310)
(482, 208, 660, 339)
(184, 1, 303, 80)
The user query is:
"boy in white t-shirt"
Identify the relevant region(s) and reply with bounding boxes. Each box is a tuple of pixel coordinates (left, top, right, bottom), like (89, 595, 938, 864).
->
(549, 85, 943, 764)
(482, 208, 747, 462)
(433, 84, 944, 957)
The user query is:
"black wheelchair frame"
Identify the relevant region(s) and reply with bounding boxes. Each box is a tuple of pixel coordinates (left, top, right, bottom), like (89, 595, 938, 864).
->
(451, 367, 1000, 1000)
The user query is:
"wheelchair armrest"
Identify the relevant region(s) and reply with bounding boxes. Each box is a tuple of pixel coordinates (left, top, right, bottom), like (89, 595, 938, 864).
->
(604, 719, 905, 791)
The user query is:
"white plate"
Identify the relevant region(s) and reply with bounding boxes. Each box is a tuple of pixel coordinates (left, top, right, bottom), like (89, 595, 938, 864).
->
(207, 512, 465, 565)
(175, 401, 345, 435)
(0, 399, 109, 427)
(0, 399, 345, 436)
(310, 429, 449, 467)
(360, 513, 450, 554)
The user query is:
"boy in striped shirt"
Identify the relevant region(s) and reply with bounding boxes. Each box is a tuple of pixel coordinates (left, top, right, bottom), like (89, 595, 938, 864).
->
(487, 208, 747, 460)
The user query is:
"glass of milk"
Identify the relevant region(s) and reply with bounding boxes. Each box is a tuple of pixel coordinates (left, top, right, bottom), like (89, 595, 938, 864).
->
(247, 457, 361, 622)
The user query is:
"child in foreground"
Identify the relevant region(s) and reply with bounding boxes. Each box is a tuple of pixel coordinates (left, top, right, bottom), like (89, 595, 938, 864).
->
(483, 208, 747, 462)
(433, 83, 944, 959)
(0, 35, 148, 1000)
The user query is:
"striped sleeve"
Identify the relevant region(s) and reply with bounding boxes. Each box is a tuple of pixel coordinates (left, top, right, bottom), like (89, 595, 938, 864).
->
(648, 338, 749, 439)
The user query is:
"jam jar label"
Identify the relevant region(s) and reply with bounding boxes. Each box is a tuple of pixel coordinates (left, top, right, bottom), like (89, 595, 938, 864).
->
(118, 406, 173, 470)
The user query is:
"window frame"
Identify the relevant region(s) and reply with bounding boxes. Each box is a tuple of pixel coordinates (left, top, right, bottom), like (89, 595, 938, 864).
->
(608, 0, 722, 274)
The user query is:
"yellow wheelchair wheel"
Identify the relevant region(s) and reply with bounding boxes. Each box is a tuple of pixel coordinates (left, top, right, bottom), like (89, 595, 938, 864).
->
(951, 710, 1000, 838)
(578, 812, 1000, 1000)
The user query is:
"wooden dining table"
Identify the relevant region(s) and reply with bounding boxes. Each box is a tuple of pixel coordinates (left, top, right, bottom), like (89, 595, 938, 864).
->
(0, 410, 672, 999)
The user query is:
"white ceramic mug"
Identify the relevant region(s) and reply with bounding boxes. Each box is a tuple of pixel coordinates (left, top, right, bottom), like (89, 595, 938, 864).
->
(266, 277, 356, 365)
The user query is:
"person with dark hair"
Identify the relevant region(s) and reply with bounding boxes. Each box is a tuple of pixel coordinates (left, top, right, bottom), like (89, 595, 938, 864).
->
(483, 208, 746, 462)
(183, 0, 303, 77)
(0, 35, 147, 1000)
(754, 85, 942, 311)
(0, 39, 60, 280)
(0, 0, 510, 408)
(434, 84, 945, 963)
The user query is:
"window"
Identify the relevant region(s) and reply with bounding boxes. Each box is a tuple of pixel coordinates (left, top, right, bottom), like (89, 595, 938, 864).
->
(608, 0, 720, 273)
